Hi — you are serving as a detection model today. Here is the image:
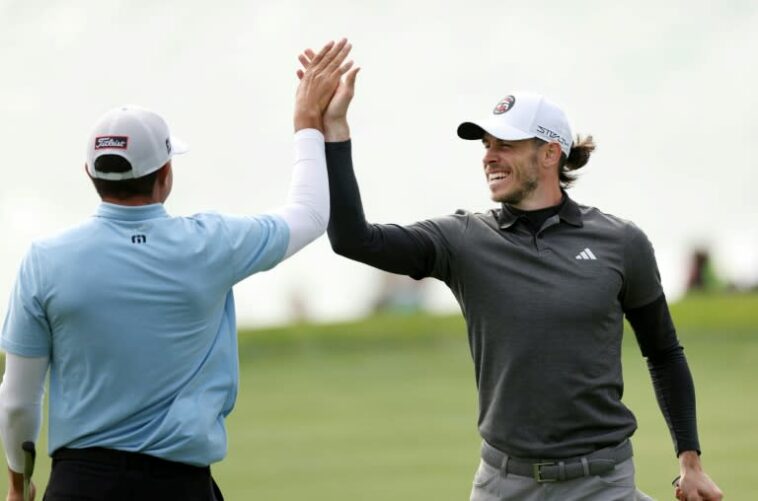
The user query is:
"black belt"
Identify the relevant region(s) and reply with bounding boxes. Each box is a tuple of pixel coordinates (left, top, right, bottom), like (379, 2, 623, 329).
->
(53, 447, 209, 475)
(481, 440, 633, 483)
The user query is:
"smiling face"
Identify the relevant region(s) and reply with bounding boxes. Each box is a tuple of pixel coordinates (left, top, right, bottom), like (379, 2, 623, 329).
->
(481, 133, 542, 206)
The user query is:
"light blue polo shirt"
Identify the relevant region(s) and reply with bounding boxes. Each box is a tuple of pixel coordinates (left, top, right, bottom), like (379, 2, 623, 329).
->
(1, 203, 289, 466)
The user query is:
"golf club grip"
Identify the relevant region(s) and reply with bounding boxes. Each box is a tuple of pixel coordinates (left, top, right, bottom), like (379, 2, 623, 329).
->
(22, 441, 36, 501)
(22, 441, 36, 458)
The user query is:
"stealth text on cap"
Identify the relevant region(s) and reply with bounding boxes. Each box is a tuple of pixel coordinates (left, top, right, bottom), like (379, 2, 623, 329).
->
(535, 126, 570, 148)
(95, 136, 129, 150)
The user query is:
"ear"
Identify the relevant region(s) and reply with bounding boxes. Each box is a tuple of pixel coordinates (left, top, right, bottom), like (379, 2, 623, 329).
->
(543, 142, 562, 168)
(156, 162, 172, 182)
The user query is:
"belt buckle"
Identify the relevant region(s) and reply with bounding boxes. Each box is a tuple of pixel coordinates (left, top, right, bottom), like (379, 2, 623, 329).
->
(533, 461, 557, 483)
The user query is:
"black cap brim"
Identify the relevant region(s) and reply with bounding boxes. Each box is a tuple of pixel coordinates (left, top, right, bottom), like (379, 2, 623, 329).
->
(457, 122, 487, 140)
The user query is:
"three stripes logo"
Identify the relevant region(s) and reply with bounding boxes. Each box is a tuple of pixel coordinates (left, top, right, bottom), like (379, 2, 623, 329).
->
(575, 248, 597, 260)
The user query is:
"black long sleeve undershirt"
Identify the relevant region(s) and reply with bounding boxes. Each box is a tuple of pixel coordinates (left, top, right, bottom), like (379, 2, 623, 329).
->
(625, 295, 701, 455)
(326, 139, 700, 456)
(326, 140, 436, 279)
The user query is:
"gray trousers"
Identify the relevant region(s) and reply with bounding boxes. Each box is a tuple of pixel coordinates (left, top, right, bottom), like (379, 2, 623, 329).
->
(470, 458, 655, 501)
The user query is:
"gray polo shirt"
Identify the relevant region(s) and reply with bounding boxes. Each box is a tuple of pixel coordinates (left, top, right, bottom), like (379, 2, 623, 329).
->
(408, 198, 663, 458)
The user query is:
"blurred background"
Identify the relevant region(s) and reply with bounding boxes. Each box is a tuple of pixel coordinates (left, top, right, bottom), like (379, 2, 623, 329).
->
(1, 0, 756, 499)
(2, 0, 757, 325)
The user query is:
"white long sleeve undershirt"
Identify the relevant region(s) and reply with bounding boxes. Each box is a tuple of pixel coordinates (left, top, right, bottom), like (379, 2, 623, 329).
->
(270, 128, 330, 259)
(0, 354, 48, 472)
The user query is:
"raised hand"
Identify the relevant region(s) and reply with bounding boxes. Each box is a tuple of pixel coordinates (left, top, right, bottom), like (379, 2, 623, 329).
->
(297, 46, 360, 141)
(294, 39, 354, 132)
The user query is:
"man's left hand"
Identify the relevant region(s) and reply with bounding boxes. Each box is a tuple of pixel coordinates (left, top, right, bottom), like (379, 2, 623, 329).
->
(675, 451, 723, 500)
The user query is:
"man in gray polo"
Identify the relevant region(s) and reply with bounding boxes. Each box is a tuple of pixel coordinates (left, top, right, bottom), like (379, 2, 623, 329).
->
(299, 50, 723, 500)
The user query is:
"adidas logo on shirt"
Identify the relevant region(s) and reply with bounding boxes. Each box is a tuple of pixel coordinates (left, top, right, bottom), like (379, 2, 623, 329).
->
(575, 248, 597, 260)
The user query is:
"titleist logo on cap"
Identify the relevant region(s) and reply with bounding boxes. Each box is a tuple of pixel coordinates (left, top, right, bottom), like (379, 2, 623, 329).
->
(95, 136, 129, 150)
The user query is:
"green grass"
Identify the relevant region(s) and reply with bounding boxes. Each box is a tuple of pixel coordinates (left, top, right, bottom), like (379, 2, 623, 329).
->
(2, 293, 756, 499)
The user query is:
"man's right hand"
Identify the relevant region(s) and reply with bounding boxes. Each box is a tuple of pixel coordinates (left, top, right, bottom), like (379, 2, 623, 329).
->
(7, 468, 34, 501)
(294, 38, 354, 133)
(297, 46, 360, 142)
(6, 482, 34, 501)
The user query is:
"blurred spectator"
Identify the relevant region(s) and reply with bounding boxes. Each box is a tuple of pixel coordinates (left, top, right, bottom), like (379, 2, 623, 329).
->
(686, 248, 724, 292)
(373, 273, 425, 314)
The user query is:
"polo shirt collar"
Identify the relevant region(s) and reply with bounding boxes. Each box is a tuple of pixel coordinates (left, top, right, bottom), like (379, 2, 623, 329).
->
(558, 195, 583, 227)
(96, 202, 169, 221)
(497, 192, 583, 229)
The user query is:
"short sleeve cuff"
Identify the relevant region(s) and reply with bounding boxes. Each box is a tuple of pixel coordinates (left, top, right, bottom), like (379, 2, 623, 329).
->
(1, 338, 50, 358)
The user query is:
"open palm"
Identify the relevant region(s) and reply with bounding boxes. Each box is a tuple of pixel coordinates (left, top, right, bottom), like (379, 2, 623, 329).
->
(297, 48, 359, 122)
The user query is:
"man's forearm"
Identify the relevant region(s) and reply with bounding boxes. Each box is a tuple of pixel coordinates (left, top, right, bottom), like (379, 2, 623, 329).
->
(679, 450, 702, 470)
(647, 349, 700, 455)
(627, 296, 700, 455)
(270, 129, 329, 259)
(0, 354, 47, 472)
(294, 110, 323, 133)
(324, 118, 350, 142)
(324, 141, 437, 277)
(8, 467, 23, 492)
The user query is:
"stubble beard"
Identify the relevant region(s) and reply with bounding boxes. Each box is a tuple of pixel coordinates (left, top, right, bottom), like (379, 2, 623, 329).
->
(493, 157, 540, 206)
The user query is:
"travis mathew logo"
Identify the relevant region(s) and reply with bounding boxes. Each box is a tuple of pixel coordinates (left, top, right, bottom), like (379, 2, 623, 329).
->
(165, 138, 172, 154)
(131, 234, 146, 244)
(95, 136, 129, 150)
(493, 95, 516, 115)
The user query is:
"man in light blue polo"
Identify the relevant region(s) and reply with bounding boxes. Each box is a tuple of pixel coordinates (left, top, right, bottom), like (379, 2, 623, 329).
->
(0, 39, 354, 501)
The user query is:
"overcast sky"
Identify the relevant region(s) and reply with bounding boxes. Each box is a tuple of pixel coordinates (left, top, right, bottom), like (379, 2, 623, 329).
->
(1, 0, 756, 325)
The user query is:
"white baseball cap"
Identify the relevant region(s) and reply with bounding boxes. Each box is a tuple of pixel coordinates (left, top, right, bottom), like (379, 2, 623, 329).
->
(457, 92, 573, 156)
(86, 105, 189, 180)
